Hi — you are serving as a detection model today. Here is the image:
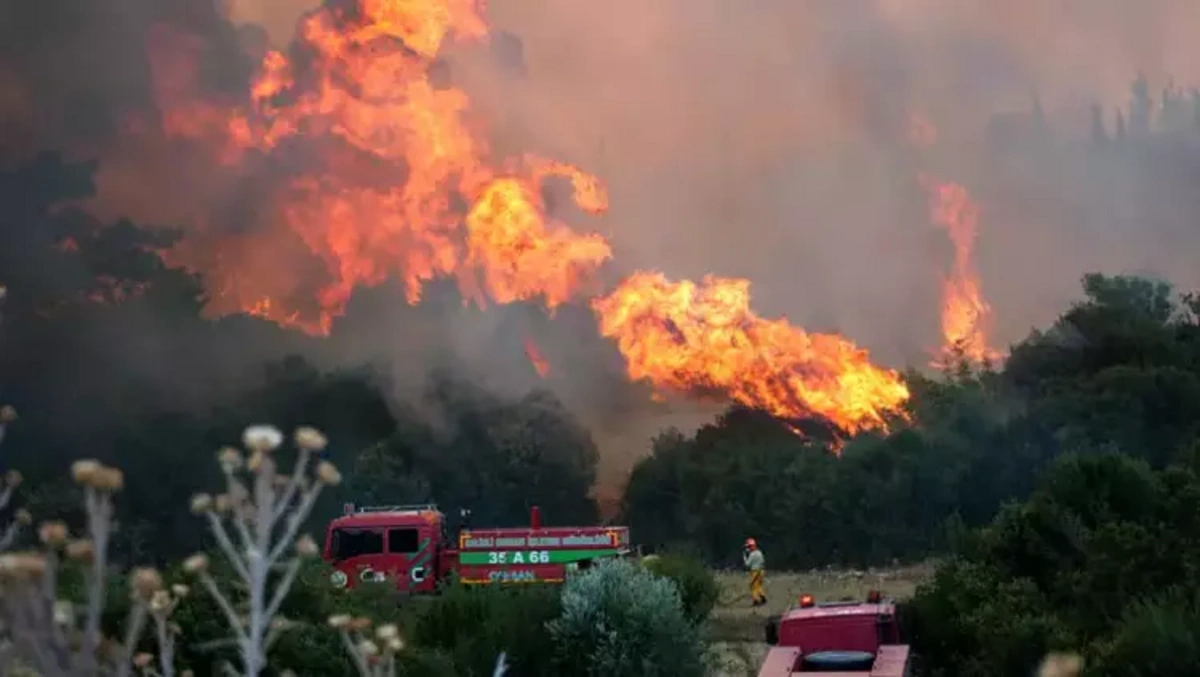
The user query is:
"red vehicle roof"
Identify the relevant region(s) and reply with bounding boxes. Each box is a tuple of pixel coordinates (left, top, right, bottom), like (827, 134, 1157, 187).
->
(780, 600, 896, 621)
(756, 646, 910, 677)
(761, 599, 908, 677)
(329, 508, 444, 528)
(774, 600, 901, 657)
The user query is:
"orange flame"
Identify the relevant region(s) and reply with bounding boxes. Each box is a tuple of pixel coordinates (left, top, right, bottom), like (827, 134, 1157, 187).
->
(591, 273, 910, 436)
(524, 336, 550, 378)
(136, 0, 911, 436)
(146, 0, 610, 333)
(920, 176, 1000, 366)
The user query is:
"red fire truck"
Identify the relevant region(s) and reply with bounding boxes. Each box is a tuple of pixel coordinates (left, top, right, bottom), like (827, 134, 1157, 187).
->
(758, 592, 912, 676)
(322, 503, 632, 592)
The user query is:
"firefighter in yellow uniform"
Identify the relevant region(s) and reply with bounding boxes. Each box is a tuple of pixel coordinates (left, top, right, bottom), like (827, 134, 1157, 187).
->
(743, 538, 767, 607)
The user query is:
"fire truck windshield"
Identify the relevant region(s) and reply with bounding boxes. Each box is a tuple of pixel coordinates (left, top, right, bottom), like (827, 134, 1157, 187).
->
(330, 528, 383, 561)
(329, 526, 424, 561)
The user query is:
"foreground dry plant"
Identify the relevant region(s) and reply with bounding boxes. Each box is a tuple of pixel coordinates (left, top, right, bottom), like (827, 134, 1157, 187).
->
(0, 286, 22, 551)
(329, 614, 508, 677)
(0, 453, 168, 676)
(0, 287, 504, 675)
(329, 614, 509, 677)
(0, 405, 27, 551)
(1038, 652, 1083, 677)
(328, 615, 404, 677)
(182, 425, 341, 676)
(0, 423, 350, 676)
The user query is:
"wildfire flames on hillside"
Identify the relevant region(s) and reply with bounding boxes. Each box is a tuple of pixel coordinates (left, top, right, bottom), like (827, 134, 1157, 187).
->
(145, 4, 613, 336)
(523, 336, 550, 378)
(102, 0, 916, 437)
(921, 176, 1001, 366)
(592, 273, 911, 435)
(905, 109, 1000, 369)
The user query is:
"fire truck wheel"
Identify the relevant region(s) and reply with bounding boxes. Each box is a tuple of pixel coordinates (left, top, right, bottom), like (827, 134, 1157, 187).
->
(764, 616, 781, 645)
(802, 651, 875, 671)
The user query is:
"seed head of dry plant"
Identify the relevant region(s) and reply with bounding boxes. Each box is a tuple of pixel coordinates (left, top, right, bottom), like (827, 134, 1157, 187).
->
(182, 424, 341, 676)
(0, 454, 168, 677)
(0, 421, 505, 677)
(0, 450, 26, 551)
(1038, 652, 1084, 677)
(329, 614, 397, 677)
(329, 612, 507, 677)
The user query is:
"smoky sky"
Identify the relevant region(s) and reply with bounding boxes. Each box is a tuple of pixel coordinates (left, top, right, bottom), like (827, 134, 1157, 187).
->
(6, 0, 1200, 484)
(452, 0, 1200, 361)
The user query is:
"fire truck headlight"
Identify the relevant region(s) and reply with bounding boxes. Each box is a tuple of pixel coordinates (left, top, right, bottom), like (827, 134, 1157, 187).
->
(330, 570, 348, 588)
(359, 568, 387, 583)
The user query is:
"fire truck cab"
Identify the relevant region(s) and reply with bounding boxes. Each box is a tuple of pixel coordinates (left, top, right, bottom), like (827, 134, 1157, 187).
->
(758, 592, 911, 676)
(323, 504, 449, 593)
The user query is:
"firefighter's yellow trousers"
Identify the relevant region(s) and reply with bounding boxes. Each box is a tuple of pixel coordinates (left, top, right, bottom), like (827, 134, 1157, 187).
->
(748, 569, 766, 605)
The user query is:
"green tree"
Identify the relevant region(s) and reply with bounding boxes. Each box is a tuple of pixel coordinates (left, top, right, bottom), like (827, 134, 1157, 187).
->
(1092, 591, 1200, 677)
(641, 551, 719, 625)
(548, 559, 706, 677)
(908, 450, 1200, 677)
(1004, 274, 1200, 467)
(352, 371, 599, 527)
(410, 583, 562, 677)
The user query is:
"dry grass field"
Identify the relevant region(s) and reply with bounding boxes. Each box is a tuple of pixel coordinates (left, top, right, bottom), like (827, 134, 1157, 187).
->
(705, 563, 934, 676)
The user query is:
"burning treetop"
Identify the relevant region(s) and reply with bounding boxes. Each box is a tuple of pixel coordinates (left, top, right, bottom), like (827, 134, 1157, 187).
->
(921, 176, 1000, 366)
(592, 272, 910, 435)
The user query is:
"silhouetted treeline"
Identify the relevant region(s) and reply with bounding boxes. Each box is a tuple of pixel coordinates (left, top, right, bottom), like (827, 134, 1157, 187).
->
(1088, 74, 1200, 142)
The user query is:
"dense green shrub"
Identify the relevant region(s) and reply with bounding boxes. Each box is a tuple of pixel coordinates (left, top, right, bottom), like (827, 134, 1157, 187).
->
(1091, 591, 1200, 677)
(909, 451, 1200, 677)
(165, 558, 410, 676)
(642, 551, 720, 624)
(410, 582, 563, 677)
(548, 559, 706, 677)
(73, 554, 701, 677)
(906, 560, 1071, 677)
